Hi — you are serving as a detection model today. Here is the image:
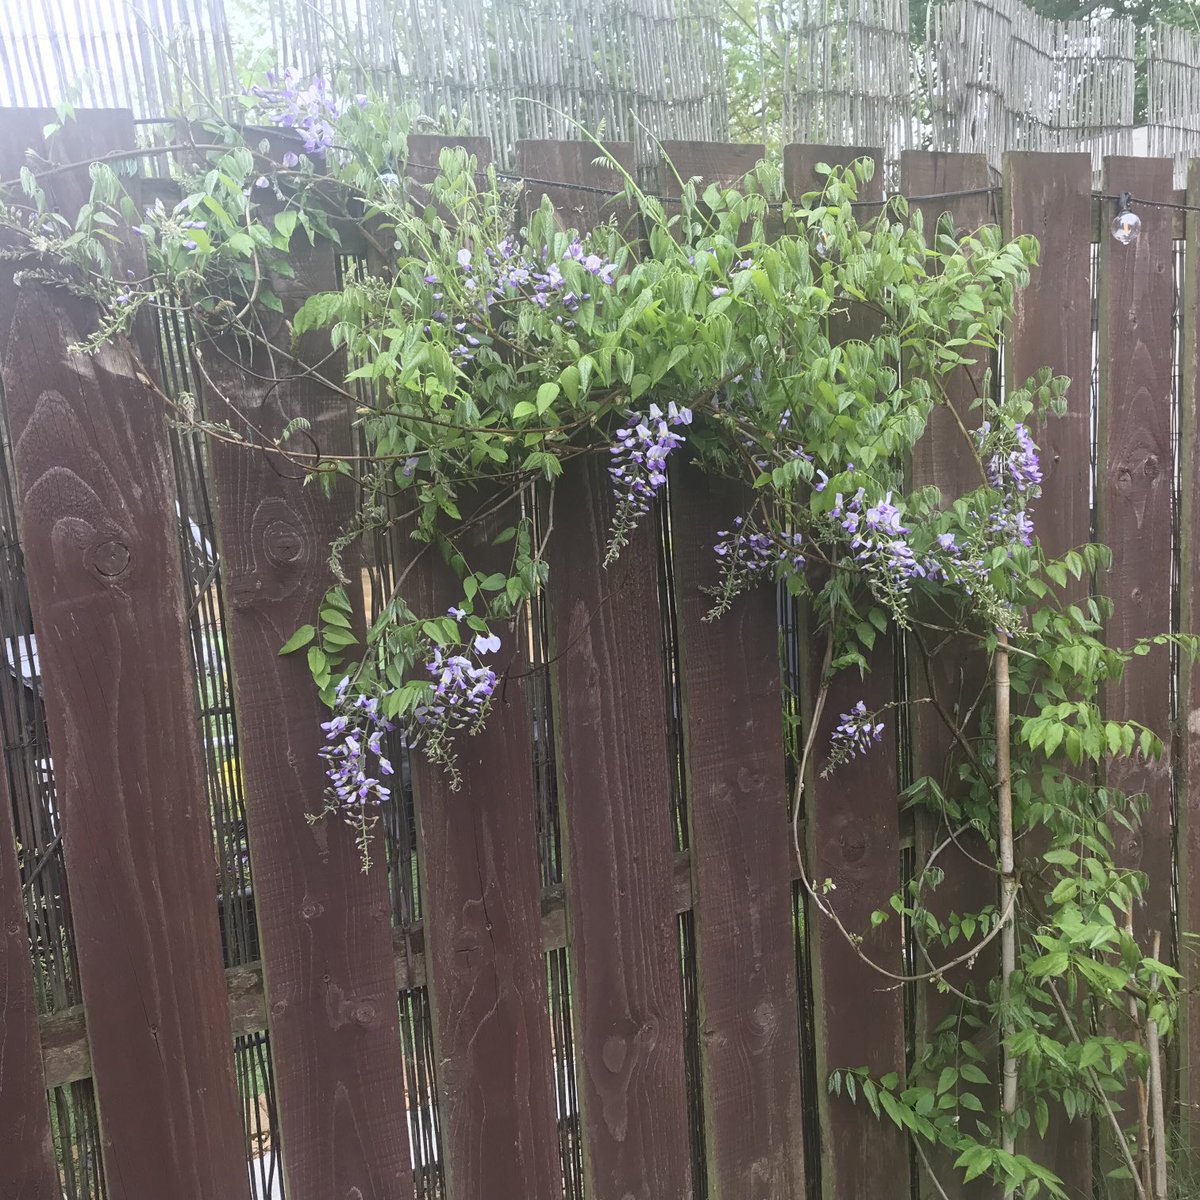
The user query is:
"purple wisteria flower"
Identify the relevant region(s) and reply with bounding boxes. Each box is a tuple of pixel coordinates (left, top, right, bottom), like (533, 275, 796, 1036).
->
(414, 645, 498, 736)
(319, 681, 396, 814)
(706, 517, 805, 619)
(247, 69, 350, 157)
(605, 402, 692, 563)
(982, 421, 1043, 496)
(831, 488, 925, 616)
(823, 700, 885, 776)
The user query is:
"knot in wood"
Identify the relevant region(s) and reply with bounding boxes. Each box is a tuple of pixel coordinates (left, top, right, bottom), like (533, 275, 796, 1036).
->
(352, 1001, 377, 1027)
(264, 519, 304, 567)
(87, 537, 131, 579)
(1144, 454, 1160, 480)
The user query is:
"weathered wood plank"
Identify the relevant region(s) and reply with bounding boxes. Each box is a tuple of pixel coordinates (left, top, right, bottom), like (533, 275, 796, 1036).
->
(659, 139, 805, 1200)
(0, 107, 249, 1200)
(902, 149, 999, 1200)
(200, 229, 414, 1199)
(406, 491, 561, 1200)
(785, 143, 911, 1200)
(669, 455, 807, 1199)
(1096, 157, 1176, 958)
(523, 138, 692, 1200)
(1180, 155, 1200, 1157)
(1003, 150, 1095, 1197)
(0, 106, 64, 1200)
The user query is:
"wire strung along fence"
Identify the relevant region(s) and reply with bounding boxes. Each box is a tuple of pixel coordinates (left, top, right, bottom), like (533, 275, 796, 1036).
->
(2, 106, 1200, 1200)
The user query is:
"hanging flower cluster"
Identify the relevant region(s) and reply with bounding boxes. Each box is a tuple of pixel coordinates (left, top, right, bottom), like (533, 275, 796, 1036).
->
(831, 488, 926, 619)
(315, 678, 397, 867)
(823, 700, 886, 776)
(246, 70, 363, 158)
(414, 636, 500, 737)
(606, 402, 693, 563)
(707, 517, 805, 619)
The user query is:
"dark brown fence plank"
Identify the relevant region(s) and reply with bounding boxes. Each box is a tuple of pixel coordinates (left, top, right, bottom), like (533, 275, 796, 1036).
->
(0, 106, 61, 1200)
(521, 139, 693, 1200)
(201, 233, 414, 1200)
(661, 145, 806, 1200)
(406, 494, 561, 1200)
(0, 107, 249, 1200)
(669, 456, 807, 1198)
(1181, 156, 1200, 1156)
(784, 143, 910, 1200)
(0, 775, 58, 1198)
(902, 149, 999, 1200)
(1003, 150, 1095, 1197)
(1097, 157, 1176, 959)
(660, 140, 765, 190)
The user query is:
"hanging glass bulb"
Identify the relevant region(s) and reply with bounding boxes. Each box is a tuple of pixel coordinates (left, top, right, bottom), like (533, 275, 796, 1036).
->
(1111, 194, 1141, 245)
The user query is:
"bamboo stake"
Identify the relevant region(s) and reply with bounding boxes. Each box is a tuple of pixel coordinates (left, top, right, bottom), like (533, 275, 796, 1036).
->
(997, 629, 1018, 1153)
(1147, 930, 1167, 1200)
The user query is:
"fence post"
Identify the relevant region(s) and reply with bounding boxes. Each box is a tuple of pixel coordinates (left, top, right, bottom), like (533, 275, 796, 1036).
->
(199, 223, 414, 1200)
(783, 143, 911, 1200)
(900, 148, 999, 1200)
(521, 138, 695, 1200)
(1002, 148, 1095, 1196)
(0, 107, 250, 1200)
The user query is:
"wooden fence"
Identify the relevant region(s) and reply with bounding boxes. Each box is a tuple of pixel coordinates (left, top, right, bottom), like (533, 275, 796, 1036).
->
(0, 107, 1199, 1200)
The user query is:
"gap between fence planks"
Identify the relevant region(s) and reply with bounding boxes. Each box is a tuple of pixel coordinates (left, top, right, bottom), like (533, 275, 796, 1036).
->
(663, 137, 808, 1200)
(0, 108, 250, 1200)
(0, 692, 57, 1197)
(0, 107, 59, 1200)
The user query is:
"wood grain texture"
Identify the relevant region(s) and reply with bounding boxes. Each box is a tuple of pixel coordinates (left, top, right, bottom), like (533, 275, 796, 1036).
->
(786, 144, 910, 1200)
(660, 140, 765, 190)
(0, 758, 58, 1198)
(405, 493, 561, 1200)
(1003, 151, 1094, 1197)
(526, 137, 692, 1200)
(0, 291, 250, 1200)
(0, 105, 64, 1200)
(902, 150, 999, 1200)
(515, 140, 637, 236)
(0, 107, 249, 1200)
(201, 233, 414, 1200)
(1096, 157, 1176, 956)
(1181, 157, 1200, 1154)
(544, 453, 692, 1200)
(669, 458, 806, 1200)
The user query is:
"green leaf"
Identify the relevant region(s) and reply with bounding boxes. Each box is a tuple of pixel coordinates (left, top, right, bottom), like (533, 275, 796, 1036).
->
(535, 381, 560, 414)
(279, 624, 315, 655)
